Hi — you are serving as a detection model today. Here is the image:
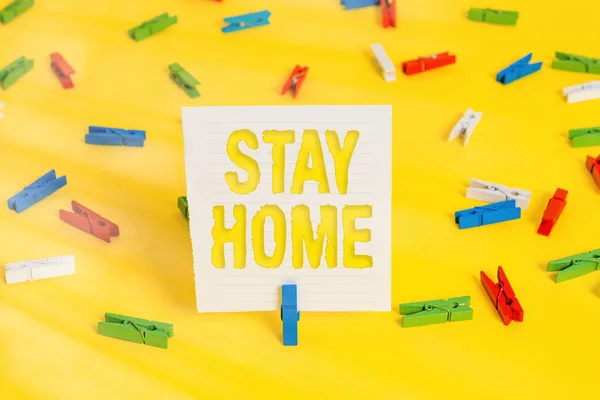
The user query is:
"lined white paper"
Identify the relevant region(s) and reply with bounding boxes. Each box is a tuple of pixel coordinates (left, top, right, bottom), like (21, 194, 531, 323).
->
(182, 106, 392, 312)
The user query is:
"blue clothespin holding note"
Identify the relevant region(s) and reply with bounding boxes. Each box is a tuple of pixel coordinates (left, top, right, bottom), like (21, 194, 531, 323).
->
(281, 284, 300, 346)
(8, 170, 67, 213)
(341, 0, 379, 10)
(85, 126, 146, 147)
(455, 199, 521, 229)
(222, 10, 271, 33)
(496, 53, 542, 85)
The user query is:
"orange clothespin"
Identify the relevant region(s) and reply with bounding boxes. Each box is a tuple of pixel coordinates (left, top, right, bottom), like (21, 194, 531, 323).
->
(586, 155, 600, 189)
(401, 52, 456, 75)
(50, 53, 75, 89)
(282, 65, 308, 99)
(381, 0, 396, 28)
(537, 188, 568, 236)
(59, 201, 119, 242)
(481, 266, 523, 326)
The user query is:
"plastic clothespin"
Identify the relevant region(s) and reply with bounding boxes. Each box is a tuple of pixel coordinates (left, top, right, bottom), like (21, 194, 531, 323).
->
(401, 52, 456, 75)
(569, 126, 600, 148)
(341, 0, 379, 10)
(467, 8, 519, 25)
(221, 10, 271, 33)
(537, 188, 567, 236)
(85, 126, 146, 147)
(281, 284, 300, 345)
(50, 53, 75, 89)
(466, 178, 531, 209)
(169, 63, 200, 99)
(8, 170, 67, 213)
(282, 66, 308, 98)
(547, 248, 600, 283)
(586, 155, 600, 190)
(0, 0, 34, 24)
(178, 196, 189, 220)
(371, 43, 396, 82)
(59, 201, 120, 242)
(5, 255, 75, 284)
(455, 199, 521, 229)
(448, 108, 482, 146)
(0, 56, 34, 90)
(98, 313, 174, 349)
(399, 296, 473, 328)
(552, 52, 600, 74)
(496, 53, 542, 85)
(128, 13, 177, 41)
(0, 102, 4, 120)
(563, 81, 600, 104)
(381, 0, 396, 28)
(480, 266, 523, 325)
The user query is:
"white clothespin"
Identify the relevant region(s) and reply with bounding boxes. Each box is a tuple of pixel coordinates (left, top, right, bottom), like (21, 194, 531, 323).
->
(448, 108, 482, 146)
(0, 102, 4, 120)
(466, 178, 531, 209)
(371, 43, 396, 82)
(5, 255, 75, 284)
(563, 81, 600, 104)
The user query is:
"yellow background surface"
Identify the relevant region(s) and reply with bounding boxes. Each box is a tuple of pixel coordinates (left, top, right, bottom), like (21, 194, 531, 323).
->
(1, 0, 599, 399)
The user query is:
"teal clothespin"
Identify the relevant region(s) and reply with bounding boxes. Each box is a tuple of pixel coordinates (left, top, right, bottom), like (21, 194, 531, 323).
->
(128, 13, 177, 41)
(98, 313, 174, 349)
(547, 248, 600, 283)
(178, 196, 189, 220)
(169, 64, 200, 98)
(569, 127, 600, 148)
(0, 56, 34, 90)
(399, 296, 473, 327)
(552, 52, 600, 74)
(467, 8, 519, 25)
(0, 0, 34, 24)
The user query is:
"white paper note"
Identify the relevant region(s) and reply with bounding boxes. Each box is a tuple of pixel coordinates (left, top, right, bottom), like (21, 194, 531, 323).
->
(182, 105, 392, 312)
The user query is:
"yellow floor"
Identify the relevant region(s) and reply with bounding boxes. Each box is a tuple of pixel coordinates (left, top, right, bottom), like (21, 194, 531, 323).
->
(1, 0, 599, 398)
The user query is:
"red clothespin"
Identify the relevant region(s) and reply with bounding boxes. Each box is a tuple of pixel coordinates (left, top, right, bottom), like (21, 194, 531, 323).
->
(59, 201, 119, 242)
(381, 0, 396, 28)
(537, 188, 568, 236)
(480, 266, 523, 326)
(50, 53, 75, 89)
(586, 155, 600, 189)
(282, 65, 308, 99)
(401, 52, 456, 75)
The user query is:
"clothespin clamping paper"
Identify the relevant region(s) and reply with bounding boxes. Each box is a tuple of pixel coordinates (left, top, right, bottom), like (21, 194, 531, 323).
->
(85, 126, 146, 147)
(221, 10, 270, 33)
(563, 81, 600, 104)
(547, 248, 600, 283)
(282, 66, 308, 98)
(586, 155, 600, 190)
(371, 43, 396, 82)
(537, 188, 567, 236)
(381, 0, 396, 28)
(178, 196, 189, 220)
(552, 52, 600, 75)
(341, 0, 379, 10)
(448, 108, 482, 146)
(569, 126, 600, 148)
(0, 56, 34, 90)
(455, 199, 521, 229)
(481, 266, 523, 325)
(399, 296, 473, 328)
(5, 255, 75, 284)
(496, 53, 542, 85)
(50, 53, 75, 89)
(0, 0, 34, 24)
(467, 8, 519, 25)
(402, 52, 456, 76)
(128, 13, 177, 41)
(59, 201, 120, 242)
(466, 178, 531, 209)
(169, 63, 200, 99)
(8, 170, 66, 213)
(98, 313, 174, 349)
(281, 284, 300, 346)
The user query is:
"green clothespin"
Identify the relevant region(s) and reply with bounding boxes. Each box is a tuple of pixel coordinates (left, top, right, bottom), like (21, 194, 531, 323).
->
(547, 248, 600, 283)
(178, 196, 189, 220)
(0, 0, 34, 24)
(128, 13, 177, 42)
(552, 52, 600, 74)
(98, 313, 174, 349)
(169, 64, 200, 98)
(399, 296, 473, 328)
(467, 8, 519, 25)
(0, 56, 34, 90)
(569, 127, 600, 148)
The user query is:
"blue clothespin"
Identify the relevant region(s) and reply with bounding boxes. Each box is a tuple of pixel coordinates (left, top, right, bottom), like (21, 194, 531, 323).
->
(496, 53, 542, 85)
(222, 10, 271, 33)
(281, 284, 300, 346)
(455, 199, 521, 229)
(341, 0, 379, 9)
(85, 126, 146, 147)
(8, 170, 67, 213)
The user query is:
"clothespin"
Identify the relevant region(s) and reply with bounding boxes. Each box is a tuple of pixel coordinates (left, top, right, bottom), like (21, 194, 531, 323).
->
(569, 126, 600, 148)
(8, 170, 66, 213)
(563, 81, 600, 104)
(586, 155, 600, 190)
(552, 52, 600, 74)
(59, 201, 119, 242)
(466, 178, 531, 209)
(281, 284, 300, 345)
(168, 63, 200, 99)
(455, 199, 521, 229)
(467, 8, 519, 25)
(178, 196, 189, 220)
(381, 0, 396, 28)
(282, 66, 308, 98)
(50, 53, 75, 89)
(0, 56, 34, 89)
(0, 102, 4, 120)
(496, 53, 542, 85)
(341, 0, 379, 10)
(5, 255, 75, 285)
(547, 248, 600, 283)
(448, 108, 482, 146)
(85, 126, 146, 147)
(401, 52, 456, 76)
(128, 13, 177, 41)
(221, 10, 271, 33)
(98, 313, 174, 349)
(537, 188, 567, 236)
(480, 267, 523, 326)
(0, 0, 33, 24)
(371, 43, 396, 82)
(399, 296, 473, 328)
